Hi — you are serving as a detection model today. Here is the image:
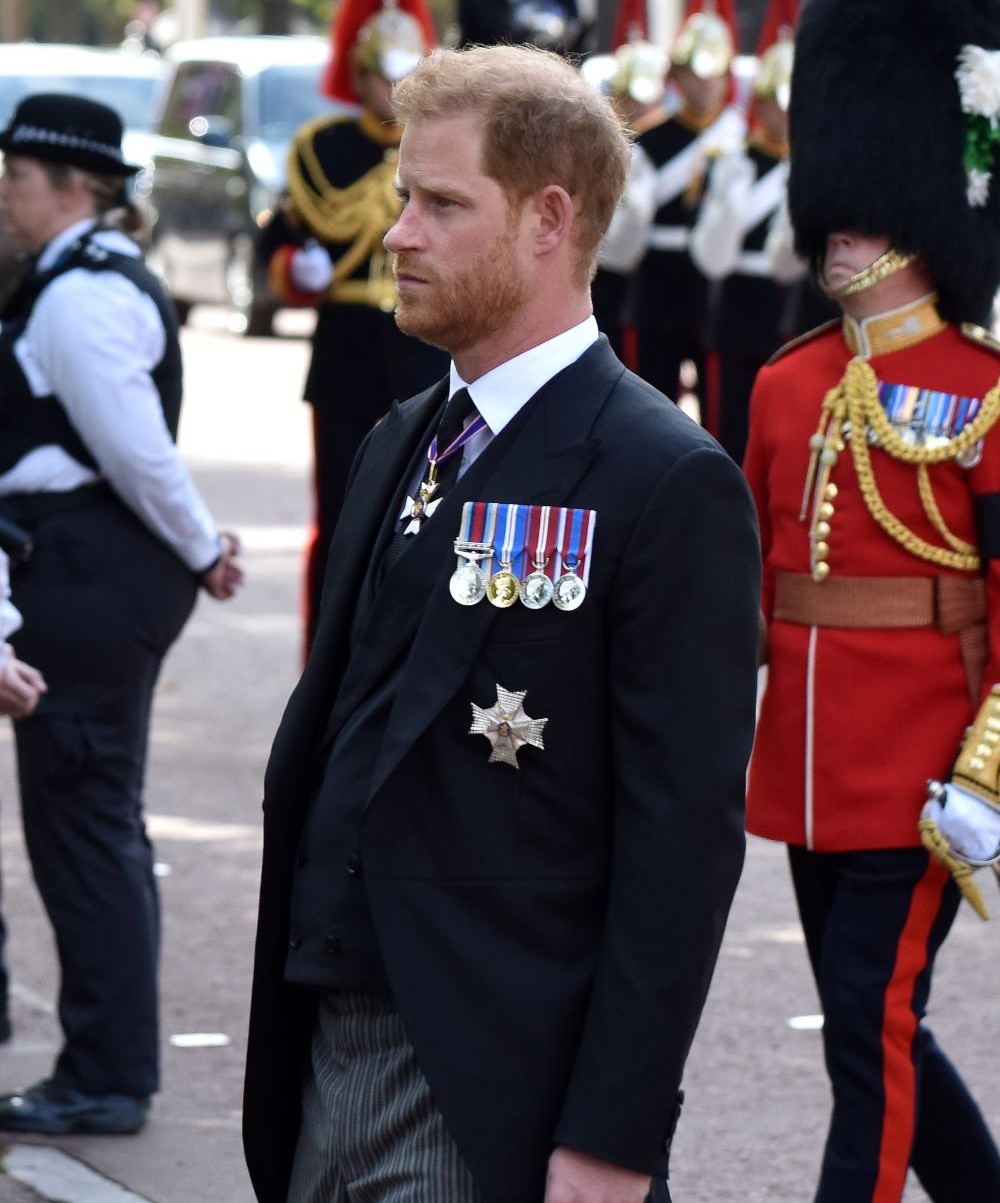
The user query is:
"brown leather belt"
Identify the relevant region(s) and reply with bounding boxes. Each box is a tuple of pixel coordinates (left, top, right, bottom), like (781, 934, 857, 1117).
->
(773, 571, 987, 699)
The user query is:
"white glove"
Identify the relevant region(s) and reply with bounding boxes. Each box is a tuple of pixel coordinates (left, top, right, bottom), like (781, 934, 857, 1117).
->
(711, 149, 755, 198)
(924, 783, 1000, 864)
(290, 239, 334, 293)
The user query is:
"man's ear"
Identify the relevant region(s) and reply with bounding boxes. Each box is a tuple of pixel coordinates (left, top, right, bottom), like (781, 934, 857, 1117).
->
(531, 184, 574, 257)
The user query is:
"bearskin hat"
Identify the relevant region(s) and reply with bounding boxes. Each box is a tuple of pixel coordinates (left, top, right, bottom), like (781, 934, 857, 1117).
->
(788, 0, 1000, 326)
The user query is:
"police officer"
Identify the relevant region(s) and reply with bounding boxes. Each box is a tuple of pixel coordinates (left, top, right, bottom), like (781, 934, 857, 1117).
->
(0, 93, 242, 1135)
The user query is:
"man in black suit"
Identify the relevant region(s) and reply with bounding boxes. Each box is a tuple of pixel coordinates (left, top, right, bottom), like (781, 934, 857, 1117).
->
(244, 43, 761, 1203)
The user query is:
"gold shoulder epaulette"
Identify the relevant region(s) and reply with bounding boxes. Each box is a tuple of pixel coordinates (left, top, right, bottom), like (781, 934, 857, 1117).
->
(767, 319, 840, 366)
(960, 323, 1000, 357)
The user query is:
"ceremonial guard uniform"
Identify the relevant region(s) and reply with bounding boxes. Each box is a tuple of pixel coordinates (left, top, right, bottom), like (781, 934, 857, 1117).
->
(629, 0, 744, 405)
(260, 0, 446, 644)
(690, 2, 820, 459)
(745, 2, 1000, 1199)
(582, 34, 666, 364)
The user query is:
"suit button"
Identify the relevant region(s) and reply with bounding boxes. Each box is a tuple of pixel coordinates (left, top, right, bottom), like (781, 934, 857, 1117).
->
(346, 855, 361, 875)
(324, 935, 342, 956)
(289, 932, 302, 950)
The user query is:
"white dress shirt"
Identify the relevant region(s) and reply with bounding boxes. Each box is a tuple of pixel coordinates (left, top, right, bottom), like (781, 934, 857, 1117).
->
(0, 219, 219, 572)
(450, 315, 600, 474)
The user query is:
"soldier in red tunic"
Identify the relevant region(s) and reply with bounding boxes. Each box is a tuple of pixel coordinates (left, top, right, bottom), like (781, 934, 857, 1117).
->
(744, 1, 1000, 1200)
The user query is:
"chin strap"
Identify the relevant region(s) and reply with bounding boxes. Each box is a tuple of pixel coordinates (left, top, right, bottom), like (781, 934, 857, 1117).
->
(819, 247, 916, 299)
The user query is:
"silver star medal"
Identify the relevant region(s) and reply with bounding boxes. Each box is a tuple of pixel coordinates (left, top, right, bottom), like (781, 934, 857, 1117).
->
(469, 685, 548, 768)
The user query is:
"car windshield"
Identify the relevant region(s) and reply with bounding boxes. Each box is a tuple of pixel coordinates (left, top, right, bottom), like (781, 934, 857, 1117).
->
(256, 64, 339, 142)
(0, 73, 161, 132)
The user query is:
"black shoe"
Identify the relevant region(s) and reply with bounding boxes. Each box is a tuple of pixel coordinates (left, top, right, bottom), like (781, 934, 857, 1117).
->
(0, 1079, 149, 1134)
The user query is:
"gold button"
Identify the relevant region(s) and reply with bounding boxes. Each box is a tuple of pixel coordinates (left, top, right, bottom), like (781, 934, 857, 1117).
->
(812, 562, 831, 581)
(815, 542, 830, 559)
(970, 756, 987, 771)
(819, 503, 835, 520)
(816, 521, 831, 539)
(825, 483, 839, 500)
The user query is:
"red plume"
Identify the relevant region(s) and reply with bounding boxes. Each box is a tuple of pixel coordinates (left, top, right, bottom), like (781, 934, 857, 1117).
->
(611, 0, 648, 48)
(755, 0, 799, 54)
(320, 0, 437, 104)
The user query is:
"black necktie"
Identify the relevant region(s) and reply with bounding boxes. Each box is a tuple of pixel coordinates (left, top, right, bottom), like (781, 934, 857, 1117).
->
(378, 388, 478, 584)
(429, 387, 476, 498)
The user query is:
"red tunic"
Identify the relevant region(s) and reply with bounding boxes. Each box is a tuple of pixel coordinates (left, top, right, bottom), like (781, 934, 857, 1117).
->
(744, 314, 1000, 850)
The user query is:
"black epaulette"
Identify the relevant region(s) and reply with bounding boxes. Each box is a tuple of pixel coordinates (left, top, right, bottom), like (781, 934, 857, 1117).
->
(766, 319, 841, 365)
(960, 322, 1000, 357)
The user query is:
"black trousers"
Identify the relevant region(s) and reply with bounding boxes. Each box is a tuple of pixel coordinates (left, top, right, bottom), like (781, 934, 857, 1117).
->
(634, 327, 705, 411)
(6, 489, 197, 1097)
(788, 844, 1000, 1203)
(715, 352, 767, 465)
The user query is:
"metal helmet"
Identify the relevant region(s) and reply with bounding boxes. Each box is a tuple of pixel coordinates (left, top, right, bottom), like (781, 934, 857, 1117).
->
(582, 40, 666, 107)
(671, 10, 735, 80)
(353, 4, 426, 81)
(753, 39, 794, 110)
(320, 0, 435, 104)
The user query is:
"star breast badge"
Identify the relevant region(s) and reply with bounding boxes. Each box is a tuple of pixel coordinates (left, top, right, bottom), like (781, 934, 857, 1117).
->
(469, 685, 548, 768)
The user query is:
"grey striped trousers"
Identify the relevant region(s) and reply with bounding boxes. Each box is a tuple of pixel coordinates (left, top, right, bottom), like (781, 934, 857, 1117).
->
(286, 992, 487, 1203)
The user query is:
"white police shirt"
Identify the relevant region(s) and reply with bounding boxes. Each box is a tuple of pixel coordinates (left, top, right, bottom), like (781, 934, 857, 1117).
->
(0, 218, 219, 573)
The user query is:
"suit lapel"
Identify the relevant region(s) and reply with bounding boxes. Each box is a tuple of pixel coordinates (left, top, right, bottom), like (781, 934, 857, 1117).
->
(363, 338, 626, 800)
(304, 380, 447, 695)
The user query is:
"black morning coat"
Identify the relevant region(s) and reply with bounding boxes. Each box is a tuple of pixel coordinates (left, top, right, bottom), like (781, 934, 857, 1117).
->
(242, 337, 762, 1203)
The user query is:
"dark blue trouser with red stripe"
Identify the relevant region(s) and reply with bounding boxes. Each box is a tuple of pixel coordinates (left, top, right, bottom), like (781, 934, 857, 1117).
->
(788, 845, 1000, 1203)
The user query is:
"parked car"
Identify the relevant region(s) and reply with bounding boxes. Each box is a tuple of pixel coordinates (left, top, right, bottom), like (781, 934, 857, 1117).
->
(146, 36, 346, 336)
(0, 42, 166, 300)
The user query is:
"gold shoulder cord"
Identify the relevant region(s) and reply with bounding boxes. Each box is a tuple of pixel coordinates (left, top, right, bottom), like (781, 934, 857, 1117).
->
(287, 124, 401, 291)
(803, 358, 1000, 572)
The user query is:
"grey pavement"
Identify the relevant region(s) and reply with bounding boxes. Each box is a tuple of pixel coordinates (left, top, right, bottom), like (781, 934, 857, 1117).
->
(0, 311, 996, 1203)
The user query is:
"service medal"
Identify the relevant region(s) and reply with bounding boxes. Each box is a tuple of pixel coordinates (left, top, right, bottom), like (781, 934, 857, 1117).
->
(487, 504, 523, 608)
(519, 567, 554, 609)
(553, 568, 586, 611)
(957, 439, 984, 468)
(487, 566, 520, 608)
(450, 561, 487, 605)
(551, 507, 595, 612)
(449, 539, 493, 606)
